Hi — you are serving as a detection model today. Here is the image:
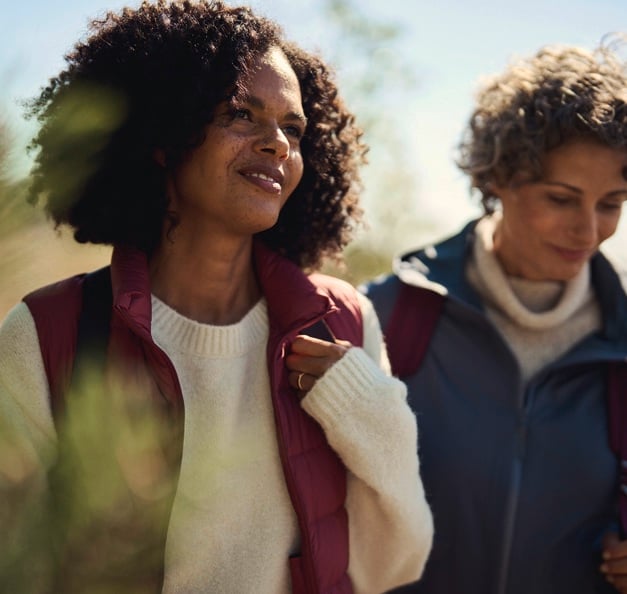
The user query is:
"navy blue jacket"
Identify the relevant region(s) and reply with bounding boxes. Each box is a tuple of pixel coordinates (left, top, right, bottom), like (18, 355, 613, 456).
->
(365, 220, 627, 594)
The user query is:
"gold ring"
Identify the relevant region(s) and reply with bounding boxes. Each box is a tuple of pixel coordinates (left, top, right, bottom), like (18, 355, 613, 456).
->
(297, 372, 305, 391)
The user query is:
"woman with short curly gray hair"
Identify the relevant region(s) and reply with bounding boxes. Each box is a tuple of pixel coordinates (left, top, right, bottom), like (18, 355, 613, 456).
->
(366, 38, 627, 594)
(459, 41, 627, 214)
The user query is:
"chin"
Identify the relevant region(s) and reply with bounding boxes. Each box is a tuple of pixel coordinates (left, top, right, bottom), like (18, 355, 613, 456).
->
(548, 265, 587, 282)
(249, 215, 282, 235)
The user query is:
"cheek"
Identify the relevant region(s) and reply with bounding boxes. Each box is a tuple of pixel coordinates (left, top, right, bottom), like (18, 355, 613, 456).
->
(598, 213, 622, 243)
(288, 154, 304, 189)
(524, 202, 569, 231)
(521, 211, 562, 239)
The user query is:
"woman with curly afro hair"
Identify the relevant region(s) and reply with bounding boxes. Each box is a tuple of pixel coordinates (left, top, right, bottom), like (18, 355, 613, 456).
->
(366, 39, 627, 594)
(0, 2, 433, 593)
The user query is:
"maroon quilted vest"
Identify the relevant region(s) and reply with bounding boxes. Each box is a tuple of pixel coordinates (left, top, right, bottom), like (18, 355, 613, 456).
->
(24, 242, 363, 594)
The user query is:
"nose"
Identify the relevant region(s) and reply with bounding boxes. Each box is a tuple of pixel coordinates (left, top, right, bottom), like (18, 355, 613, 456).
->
(255, 123, 290, 160)
(569, 207, 598, 246)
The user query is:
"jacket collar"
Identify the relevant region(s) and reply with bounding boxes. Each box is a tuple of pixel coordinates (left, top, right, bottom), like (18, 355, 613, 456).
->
(109, 241, 336, 338)
(110, 245, 153, 338)
(253, 240, 336, 335)
(590, 250, 627, 341)
(394, 219, 484, 309)
(395, 217, 627, 342)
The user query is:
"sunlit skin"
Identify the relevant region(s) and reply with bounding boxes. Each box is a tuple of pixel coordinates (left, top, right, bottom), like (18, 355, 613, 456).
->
(492, 139, 627, 282)
(149, 47, 306, 324)
(601, 532, 627, 591)
(162, 46, 306, 245)
(148, 46, 349, 391)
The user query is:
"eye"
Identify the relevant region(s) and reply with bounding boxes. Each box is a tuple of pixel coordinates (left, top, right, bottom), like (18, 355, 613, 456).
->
(547, 194, 574, 206)
(598, 200, 623, 213)
(283, 124, 304, 140)
(232, 108, 252, 121)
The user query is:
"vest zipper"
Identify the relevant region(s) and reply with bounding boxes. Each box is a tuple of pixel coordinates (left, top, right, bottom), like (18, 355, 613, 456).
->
(269, 314, 330, 594)
(496, 381, 535, 594)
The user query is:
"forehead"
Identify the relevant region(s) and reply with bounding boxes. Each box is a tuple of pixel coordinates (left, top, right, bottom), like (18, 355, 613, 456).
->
(542, 139, 627, 175)
(242, 47, 302, 105)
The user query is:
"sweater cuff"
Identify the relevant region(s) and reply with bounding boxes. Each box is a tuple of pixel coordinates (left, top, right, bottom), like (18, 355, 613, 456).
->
(301, 346, 406, 427)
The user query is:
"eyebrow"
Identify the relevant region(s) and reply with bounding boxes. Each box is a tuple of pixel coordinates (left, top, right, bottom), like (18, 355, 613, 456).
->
(244, 95, 308, 126)
(543, 180, 627, 199)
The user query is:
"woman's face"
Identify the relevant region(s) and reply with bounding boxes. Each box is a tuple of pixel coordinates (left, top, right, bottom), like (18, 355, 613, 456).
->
(164, 46, 305, 242)
(492, 139, 627, 281)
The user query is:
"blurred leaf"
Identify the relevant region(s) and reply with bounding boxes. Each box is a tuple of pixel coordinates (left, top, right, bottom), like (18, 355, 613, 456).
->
(27, 83, 128, 213)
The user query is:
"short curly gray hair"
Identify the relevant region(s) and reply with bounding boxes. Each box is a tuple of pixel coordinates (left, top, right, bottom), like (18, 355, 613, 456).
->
(457, 36, 627, 213)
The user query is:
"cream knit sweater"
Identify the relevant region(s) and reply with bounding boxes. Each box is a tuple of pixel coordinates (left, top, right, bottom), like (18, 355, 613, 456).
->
(466, 213, 602, 381)
(0, 291, 433, 594)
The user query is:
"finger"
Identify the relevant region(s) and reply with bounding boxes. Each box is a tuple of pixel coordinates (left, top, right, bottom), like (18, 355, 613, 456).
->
(290, 335, 351, 358)
(604, 572, 627, 592)
(602, 557, 627, 576)
(604, 533, 627, 561)
(285, 353, 332, 377)
(289, 370, 316, 393)
(286, 343, 353, 376)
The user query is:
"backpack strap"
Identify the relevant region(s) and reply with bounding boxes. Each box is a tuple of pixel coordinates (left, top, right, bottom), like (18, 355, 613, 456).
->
(384, 283, 445, 378)
(23, 267, 113, 422)
(385, 280, 627, 539)
(67, 267, 113, 405)
(608, 361, 627, 536)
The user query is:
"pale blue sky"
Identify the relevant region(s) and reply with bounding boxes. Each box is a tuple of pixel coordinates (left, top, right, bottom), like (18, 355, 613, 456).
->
(2, 0, 627, 257)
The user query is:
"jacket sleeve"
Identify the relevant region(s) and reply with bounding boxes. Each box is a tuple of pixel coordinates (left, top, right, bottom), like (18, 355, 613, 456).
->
(0, 302, 56, 592)
(301, 293, 433, 594)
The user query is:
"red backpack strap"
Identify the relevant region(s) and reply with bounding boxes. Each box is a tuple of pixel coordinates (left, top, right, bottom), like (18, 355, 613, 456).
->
(23, 275, 86, 414)
(22, 267, 112, 421)
(385, 283, 445, 378)
(608, 361, 627, 536)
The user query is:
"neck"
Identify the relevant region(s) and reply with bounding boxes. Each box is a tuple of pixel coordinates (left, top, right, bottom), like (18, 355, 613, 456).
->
(149, 234, 261, 325)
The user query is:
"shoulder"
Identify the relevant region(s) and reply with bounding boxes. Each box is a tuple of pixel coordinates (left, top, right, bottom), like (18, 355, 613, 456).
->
(0, 302, 56, 443)
(309, 272, 359, 302)
(307, 273, 365, 346)
(309, 272, 362, 320)
(0, 301, 40, 352)
(0, 302, 50, 399)
(596, 249, 627, 294)
(22, 274, 86, 344)
(20, 274, 89, 402)
(23, 274, 86, 318)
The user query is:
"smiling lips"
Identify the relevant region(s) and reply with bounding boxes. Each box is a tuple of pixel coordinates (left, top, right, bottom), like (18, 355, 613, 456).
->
(241, 167, 284, 194)
(553, 245, 592, 262)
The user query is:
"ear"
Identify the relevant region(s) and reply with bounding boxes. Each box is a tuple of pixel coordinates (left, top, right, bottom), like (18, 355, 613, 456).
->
(485, 181, 504, 200)
(153, 148, 166, 167)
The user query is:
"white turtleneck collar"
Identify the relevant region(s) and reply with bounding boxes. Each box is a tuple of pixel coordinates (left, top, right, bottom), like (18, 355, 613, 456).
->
(466, 212, 602, 380)
(470, 212, 593, 330)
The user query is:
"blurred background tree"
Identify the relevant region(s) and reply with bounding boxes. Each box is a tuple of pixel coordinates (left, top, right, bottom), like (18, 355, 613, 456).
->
(0, 0, 441, 320)
(318, 0, 439, 285)
(2, 0, 626, 318)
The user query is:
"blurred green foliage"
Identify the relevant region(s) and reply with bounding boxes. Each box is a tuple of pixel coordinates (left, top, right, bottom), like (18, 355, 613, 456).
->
(0, 117, 41, 235)
(0, 2, 438, 588)
(26, 83, 127, 216)
(0, 363, 180, 593)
